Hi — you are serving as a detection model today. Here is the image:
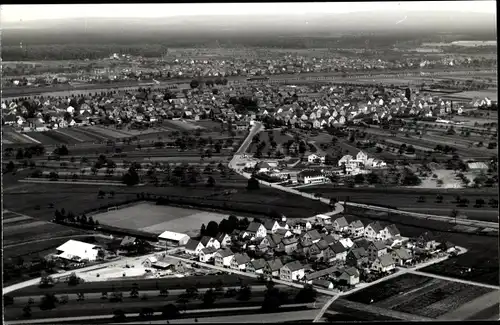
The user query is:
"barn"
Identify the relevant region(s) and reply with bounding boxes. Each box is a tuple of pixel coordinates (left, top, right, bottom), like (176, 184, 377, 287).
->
(56, 239, 102, 262)
(158, 230, 190, 247)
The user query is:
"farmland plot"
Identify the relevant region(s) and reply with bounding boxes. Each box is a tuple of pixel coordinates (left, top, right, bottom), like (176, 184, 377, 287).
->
(9, 131, 40, 144)
(86, 126, 130, 139)
(41, 130, 80, 145)
(69, 127, 109, 141)
(163, 119, 201, 131)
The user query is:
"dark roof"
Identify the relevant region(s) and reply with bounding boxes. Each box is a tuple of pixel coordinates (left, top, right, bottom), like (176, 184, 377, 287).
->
(275, 228, 289, 236)
(120, 236, 137, 246)
(267, 258, 284, 271)
(306, 229, 322, 241)
(215, 232, 228, 243)
(330, 241, 347, 254)
(305, 266, 341, 280)
(343, 267, 360, 277)
(185, 239, 202, 251)
(216, 248, 234, 258)
(201, 247, 218, 254)
(393, 247, 412, 260)
(349, 247, 368, 259)
(312, 279, 333, 288)
(283, 260, 303, 272)
(354, 238, 371, 249)
(246, 222, 263, 233)
(200, 236, 214, 247)
(350, 220, 364, 228)
(385, 224, 401, 236)
(316, 239, 330, 250)
(371, 240, 387, 251)
(334, 217, 349, 227)
(377, 254, 395, 267)
(299, 170, 323, 177)
(282, 237, 298, 246)
(263, 219, 278, 231)
(249, 258, 266, 270)
(232, 253, 251, 265)
(367, 221, 383, 233)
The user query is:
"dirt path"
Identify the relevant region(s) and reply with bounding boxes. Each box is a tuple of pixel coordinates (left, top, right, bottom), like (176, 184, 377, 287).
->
(437, 290, 500, 320)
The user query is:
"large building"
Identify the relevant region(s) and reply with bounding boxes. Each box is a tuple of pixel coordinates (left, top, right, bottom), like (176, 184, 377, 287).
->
(297, 170, 326, 184)
(56, 240, 102, 262)
(158, 231, 190, 247)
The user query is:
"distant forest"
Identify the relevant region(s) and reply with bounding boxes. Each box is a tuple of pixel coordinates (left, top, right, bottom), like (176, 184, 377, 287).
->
(2, 29, 496, 61)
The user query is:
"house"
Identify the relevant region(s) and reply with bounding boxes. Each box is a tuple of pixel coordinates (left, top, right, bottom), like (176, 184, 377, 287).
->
(297, 170, 326, 185)
(339, 238, 354, 249)
(439, 241, 458, 254)
(142, 256, 158, 268)
(305, 266, 341, 283)
(416, 232, 439, 250)
(120, 236, 138, 248)
(312, 279, 334, 290)
(303, 229, 322, 244)
(275, 228, 293, 238)
(264, 258, 284, 278)
(315, 214, 332, 226)
(246, 258, 266, 274)
(346, 247, 369, 268)
(215, 233, 232, 248)
(348, 220, 365, 238)
(263, 220, 281, 234)
(367, 241, 388, 261)
(184, 239, 205, 256)
(281, 237, 299, 254)
(391, 247, 413, 266)
(280, 261, 305, 282)
(329, 241, 348, 261)
(158, 230, 190, 246)
(230, 253, 251, 271)
(381, 224, 401, 240)
(199, 247, 218, 263)
(333, 217, 349, 232)
(338, 267, 360, 286)
(200, 236, 221, 250)
(56, 240, 102, 262)
(364, 222, 384, 240)
(244, 222, 267, 239)
(308, 154, 326, 164)
(214, 249, 235, 268)
(371, 254, 396, 273)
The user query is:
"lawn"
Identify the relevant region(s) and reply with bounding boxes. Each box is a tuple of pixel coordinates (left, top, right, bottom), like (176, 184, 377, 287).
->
(92, 202, 232, 236)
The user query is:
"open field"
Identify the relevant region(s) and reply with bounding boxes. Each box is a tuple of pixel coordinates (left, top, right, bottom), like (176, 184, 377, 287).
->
(345, 273, 498, 320)
(92, 202, 232, 236)
(162, 119, 202, 131)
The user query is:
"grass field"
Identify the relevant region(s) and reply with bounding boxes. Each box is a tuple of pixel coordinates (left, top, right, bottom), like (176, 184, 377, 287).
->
(247, 129, 293, 154)
(92, 202, 232, 236)
(162, 119, 201, 131)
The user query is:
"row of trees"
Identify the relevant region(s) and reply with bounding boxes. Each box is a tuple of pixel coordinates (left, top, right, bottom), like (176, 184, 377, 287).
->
(54, 209, 99, 227)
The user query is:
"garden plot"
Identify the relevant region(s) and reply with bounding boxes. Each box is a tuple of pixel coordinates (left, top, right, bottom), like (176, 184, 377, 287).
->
(69, 127, 109, 141)
(163, 119, 201, 131)
(8, 131, 40, 144)
(57, 128, 95, 142)
(86, 126, 129, 139)
(92, 202, 231, 237)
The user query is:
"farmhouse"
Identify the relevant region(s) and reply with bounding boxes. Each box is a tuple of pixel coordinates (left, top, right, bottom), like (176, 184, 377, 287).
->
(214, 249, 234, 268)
(56, 240, 102, 262)
(381, 224, 401, 240)
(280, 261, 305, 282)
(297, 170, 327, 184)
(184, 239, 205, 256)
(158, 230, 190, 246)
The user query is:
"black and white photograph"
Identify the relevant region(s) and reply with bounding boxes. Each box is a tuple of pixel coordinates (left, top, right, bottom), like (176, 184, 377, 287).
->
(1, 1, 498, 323)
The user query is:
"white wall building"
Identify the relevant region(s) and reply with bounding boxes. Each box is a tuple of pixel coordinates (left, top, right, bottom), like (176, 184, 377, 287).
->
(158, 231, 190, 246)
(56, 240, 102, 262)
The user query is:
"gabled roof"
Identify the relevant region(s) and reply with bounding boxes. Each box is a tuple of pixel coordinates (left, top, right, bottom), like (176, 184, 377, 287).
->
(267, 258, 284, 271)
(249, 258, 266, 270)
(282, 237, 298, 245)
(275, 228, 289, 236)
(305, 229, 322, 241)
(305, 266, 341, 280)
(316, 239, 330, 250)
(334, 217, 349, 227)
(263, 219, 278, 231)
(232, 253, 251, 265)
(201, 247, 218, 255)
(385, 224, 400, 236)
(371, 240, 387, 251)
(246, 222, 263, 233)
(367, 221, 383, 233)
(120, 236, 137, 246)
(393, 247, 411, 260)
(349, 247, 368, 259)
(350, 220, 364, 228)
(216, 248, 234, 258)
(215, 232, 229, 243)
(185, 239, 202, 251)
(200, 236, 214, 247)
(159, 230, 189, 241)
(283, 260, 303, 272)
(330, 241, 347, 254)
(377, 254, 395, 267)
(343, 266, 360, 277)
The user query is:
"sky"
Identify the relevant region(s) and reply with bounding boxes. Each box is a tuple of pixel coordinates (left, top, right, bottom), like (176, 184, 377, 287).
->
(1, 1, 496, 23)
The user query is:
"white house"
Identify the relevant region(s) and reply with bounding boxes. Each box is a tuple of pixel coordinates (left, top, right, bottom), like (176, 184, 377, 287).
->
(199, 247, 218, 263)
(215, 233, 232, 248)
(380, 224, 401, 241)
(200, 236, 221, 250)
(364, 222, 384, 240)
(371, 254, 396, 273)
(230, 253, 251, 271)
(184, 239, 205, 256)
(339, 238, 354, 249)
(280, 261, 305, 282)
(297, 170, 326, 185)
(158, 231, 190, 246)
(56, 240, 102, 262)
(214, 249, 234, 268)
(308, 154, 326, 164)
(244, 222, 267, 239)
(333, 217, 349, 232)
(348, 220, 364, 238)
(338, 267, 360, 286)
(315, 214, 332, 226)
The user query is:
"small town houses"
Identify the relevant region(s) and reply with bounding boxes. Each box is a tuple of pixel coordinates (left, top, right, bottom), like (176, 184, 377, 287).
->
(179, 212, 458, 290)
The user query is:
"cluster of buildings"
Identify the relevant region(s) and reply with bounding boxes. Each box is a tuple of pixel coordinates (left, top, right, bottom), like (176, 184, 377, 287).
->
(177, 214, 458, 289)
